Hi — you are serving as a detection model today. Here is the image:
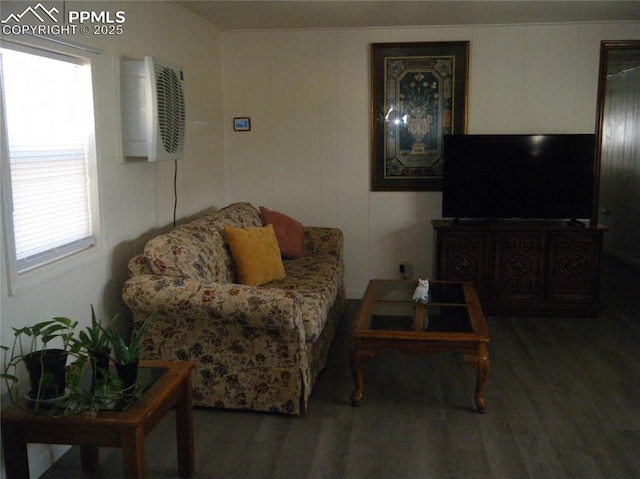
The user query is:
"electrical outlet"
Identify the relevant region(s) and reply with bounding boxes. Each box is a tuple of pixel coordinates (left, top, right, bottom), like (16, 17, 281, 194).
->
(399, 262, 412, 279)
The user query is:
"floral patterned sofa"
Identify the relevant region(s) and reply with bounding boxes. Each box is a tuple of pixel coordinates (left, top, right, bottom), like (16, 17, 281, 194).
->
(122, 202, 345, 415)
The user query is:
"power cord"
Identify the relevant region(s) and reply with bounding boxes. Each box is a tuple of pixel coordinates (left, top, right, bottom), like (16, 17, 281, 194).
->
(173, 159, 178, 227)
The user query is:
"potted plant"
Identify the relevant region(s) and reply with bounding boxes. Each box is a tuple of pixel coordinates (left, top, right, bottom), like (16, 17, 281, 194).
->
(103, 314, 153, 397)
(1, 317, 81, 408)
(72, 305, 113, 391)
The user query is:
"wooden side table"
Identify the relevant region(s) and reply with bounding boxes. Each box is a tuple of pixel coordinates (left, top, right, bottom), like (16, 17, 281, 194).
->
(1, 360, 195, 479)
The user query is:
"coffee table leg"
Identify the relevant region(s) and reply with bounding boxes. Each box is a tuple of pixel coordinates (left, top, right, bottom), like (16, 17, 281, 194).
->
(350, 349, 375, 406)
(465, 347, 490, 413)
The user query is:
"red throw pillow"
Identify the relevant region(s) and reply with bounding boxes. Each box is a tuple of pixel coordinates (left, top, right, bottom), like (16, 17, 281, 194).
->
(259, 206, 304, 259)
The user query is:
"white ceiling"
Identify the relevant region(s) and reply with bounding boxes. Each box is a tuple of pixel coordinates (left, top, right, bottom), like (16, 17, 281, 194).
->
(173, 1, 640, 31)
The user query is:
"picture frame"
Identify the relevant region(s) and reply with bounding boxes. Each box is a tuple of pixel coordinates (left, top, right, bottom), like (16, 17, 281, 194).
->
(233, 117, 251, 131)
(371, 42, 469, 191)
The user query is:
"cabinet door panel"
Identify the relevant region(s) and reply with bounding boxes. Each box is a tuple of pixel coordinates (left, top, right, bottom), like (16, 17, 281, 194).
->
(494, 233, 545, 300)
(548, 233, 601, 301)
(438, 233, 491, 298)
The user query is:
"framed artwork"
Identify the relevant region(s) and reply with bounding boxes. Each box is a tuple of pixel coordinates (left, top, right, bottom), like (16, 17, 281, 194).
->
(233, 117, 251, 131)
(371, 41, 469, 191)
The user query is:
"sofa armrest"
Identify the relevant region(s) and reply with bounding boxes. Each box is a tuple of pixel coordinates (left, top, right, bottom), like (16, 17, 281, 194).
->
(128, 254, 153, 276)
(302, 227, 343, 261)
(123, 275, 306, 339)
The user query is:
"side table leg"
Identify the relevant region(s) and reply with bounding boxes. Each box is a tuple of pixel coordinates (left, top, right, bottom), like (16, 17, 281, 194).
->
(465, 348, 490, 413)
(80, 446, 99, 472)
(2, 422, 29, 479)
(121, 427, 145, 479)
(350, 349, 374, 407)
(175, 375, 195, 477)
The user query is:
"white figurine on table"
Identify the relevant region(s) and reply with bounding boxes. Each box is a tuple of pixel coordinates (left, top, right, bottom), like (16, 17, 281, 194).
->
(412, 279, 430, 304)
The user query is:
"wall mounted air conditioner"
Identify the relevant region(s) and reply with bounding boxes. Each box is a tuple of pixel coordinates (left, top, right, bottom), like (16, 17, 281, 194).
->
(121, 56, 185, 161)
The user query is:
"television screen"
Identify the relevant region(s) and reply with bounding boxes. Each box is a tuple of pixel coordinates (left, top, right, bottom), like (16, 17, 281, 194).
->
(442, 134, 596, 220)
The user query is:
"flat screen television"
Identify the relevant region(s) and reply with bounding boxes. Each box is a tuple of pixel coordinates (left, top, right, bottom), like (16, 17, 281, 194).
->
(441, 134, 596, 221)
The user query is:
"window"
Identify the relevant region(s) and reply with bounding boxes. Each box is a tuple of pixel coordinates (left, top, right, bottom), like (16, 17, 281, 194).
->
(1, 43, 99, 290)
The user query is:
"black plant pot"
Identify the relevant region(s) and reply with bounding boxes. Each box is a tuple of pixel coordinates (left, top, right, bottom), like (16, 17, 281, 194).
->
(23, 349, 68, 400)
(89, 350, 111, 392)
(115, 361, 139, 398)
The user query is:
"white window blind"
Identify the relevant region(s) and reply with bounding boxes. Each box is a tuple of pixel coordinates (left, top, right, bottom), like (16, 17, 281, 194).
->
(1, 46, 97, 273)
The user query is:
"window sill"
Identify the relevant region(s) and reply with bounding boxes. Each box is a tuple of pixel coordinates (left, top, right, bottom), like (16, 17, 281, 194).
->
(8, 241, 107, 296)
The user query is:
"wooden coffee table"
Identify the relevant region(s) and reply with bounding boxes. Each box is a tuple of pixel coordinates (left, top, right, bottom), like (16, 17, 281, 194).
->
(1, 360, 195, 478)
(351, 280, 490, 412)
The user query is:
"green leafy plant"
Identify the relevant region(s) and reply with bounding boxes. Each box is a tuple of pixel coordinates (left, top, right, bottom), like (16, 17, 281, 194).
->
(103, 314, 153, 366)
(6, 317, 78, 357)
(1, 317, 81, 407)
(102, 314, 154, 398)
(76, 305, 111, 355)
(0, 310, 154, 415)
(68, 305, 116, 399)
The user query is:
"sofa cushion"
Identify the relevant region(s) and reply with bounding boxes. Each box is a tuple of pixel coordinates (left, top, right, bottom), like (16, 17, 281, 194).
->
(144, 203, 263, 283)
(266, 255, 344, 341)
(217, 202, 263, 229)
(144, 223, 231, 282)
(259, 206, 304, 259)
(224, 224, 286, 286)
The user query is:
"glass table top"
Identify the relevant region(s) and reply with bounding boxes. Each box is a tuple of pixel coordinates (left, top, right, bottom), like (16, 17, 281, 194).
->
(78, 366, 168, 412)
(375, 281, 466, 304)
(362, 281, 473, 334)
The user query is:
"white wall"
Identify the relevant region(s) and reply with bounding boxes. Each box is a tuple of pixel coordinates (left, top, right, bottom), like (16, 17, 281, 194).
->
(0, 2, 223, 476)
(221, 22, 640, 297)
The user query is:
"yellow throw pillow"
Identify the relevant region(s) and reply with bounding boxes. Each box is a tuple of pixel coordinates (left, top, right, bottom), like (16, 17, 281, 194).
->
(224, 224, 286, 286)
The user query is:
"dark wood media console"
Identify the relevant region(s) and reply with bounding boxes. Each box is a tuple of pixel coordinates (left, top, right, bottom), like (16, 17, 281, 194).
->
(432, 220, 607, 316)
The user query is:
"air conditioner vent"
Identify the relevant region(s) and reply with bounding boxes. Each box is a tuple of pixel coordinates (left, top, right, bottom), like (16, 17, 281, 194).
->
(121, 56, 185, 161)
(154, 63, 185, 155)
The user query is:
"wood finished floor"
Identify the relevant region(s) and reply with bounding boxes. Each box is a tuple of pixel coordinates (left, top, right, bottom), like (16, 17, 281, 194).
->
(42, 254, 640, 479)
